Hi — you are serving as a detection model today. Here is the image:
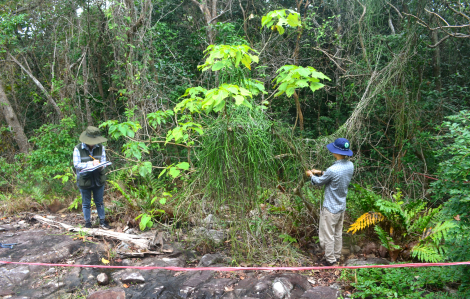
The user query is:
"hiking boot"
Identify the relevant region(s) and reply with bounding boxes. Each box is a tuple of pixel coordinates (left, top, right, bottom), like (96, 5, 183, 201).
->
(321, 260, 338, 266)
(100, 221, 111, 230)
(85, 222, 92, 228)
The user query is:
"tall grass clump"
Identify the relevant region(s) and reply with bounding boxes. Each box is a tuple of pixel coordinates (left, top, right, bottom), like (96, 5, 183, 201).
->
(194, 107, 301, 210)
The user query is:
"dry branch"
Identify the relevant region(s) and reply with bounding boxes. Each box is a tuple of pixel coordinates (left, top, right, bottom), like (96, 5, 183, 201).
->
(33, 215, 150, 249)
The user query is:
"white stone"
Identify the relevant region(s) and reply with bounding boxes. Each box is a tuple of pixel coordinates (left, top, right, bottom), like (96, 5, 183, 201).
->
(121, 272, 145, 284)
(272, 277, 293, 299)
(97, 273, 109, 285)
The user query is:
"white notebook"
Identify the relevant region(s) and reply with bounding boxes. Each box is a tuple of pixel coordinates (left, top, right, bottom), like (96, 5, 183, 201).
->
(80, 161, 112, 173)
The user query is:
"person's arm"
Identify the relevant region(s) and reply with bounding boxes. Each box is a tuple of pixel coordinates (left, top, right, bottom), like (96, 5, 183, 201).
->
(100, 146, 107, 163)
(99, 146, 107, 170)
(309, 168, 332, 186)
(73, 147, 93, 171)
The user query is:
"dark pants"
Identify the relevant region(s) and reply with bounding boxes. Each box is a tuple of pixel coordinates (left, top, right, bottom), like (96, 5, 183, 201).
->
(80, 185, 105, 223)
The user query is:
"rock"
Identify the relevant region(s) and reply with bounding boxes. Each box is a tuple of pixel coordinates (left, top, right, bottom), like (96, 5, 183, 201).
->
(151, 257, 185, 267)
(87, 288, 126, 299)
(351, 245, 361, 254)
(341, 248, 350, 256)
(345, 258, 390, 266)
(154, 285, 165, 296)
(279, 273, 312, 291)
(272, 277, 293, 299)
(62, 267, 82, 292)
(153, 231, 164, 246)
(46, 215, 57, 219)
(162, 244, 173, 253)
(194, 278, 237, 298)
(180, 271, 214, 298)
(401, 249, 411, 260)
(301, 286, 338, 299)
(254, 280, 270, 292)
(378, 245, 388, 257)
(97, 273, 109, 285)
(330, 283, 341, 290)
(0, 290, 15, 297)
(363, 242, 377, 255)
(192, 227, 227, 244)
(122, 259, 132, 266)
(198, 253, 227, 267)
(202, 214, 218, 226)
(121, 272, 145, 284)
(0, 226, 8, 232)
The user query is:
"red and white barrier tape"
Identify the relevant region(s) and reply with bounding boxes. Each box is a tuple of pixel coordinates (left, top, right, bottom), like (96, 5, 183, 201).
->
(1, 261, 470, 271)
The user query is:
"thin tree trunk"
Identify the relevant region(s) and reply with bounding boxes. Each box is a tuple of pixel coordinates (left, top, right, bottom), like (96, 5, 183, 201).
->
(82, 49, 93, 126)
(356, 0, 371, 70)
(292, 0, 309, 131)
(0, 78, 30, 154)
(8, 53, 63, 119)
(431, 29, 442, 92)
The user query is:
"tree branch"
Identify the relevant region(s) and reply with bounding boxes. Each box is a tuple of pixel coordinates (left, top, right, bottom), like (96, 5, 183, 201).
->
(8, 53, 63, 119)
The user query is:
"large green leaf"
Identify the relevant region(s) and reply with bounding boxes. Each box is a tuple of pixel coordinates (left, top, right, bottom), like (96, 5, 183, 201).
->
(234, 95, 245, 106)
(287, 13, 301, 27)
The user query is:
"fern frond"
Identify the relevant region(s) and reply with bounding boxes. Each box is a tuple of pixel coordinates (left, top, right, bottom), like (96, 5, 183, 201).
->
(408, 207, 441, 234)
(109, 180, 133, 204)
(426, 220, 456, 242)
(376, 199, 406, 221)
(403, 202, 426, 226)
(347, 212, 385, 234)
(411, 244, 443, 263)
(375, 225, 391, 250)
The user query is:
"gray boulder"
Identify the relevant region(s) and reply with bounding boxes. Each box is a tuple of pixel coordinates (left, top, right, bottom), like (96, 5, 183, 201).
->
(301, 286, 339, 299)
(121, 272, 145, 284)
(87, 288, 126, 299)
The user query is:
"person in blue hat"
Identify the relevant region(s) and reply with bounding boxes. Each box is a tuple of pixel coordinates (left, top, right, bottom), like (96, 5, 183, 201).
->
(305, 138, 354, 266)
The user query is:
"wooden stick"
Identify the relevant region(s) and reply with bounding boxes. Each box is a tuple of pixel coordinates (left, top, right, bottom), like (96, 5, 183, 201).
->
(33, 215, 150, 249)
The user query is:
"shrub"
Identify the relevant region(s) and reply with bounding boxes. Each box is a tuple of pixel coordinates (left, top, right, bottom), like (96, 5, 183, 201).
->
(344, 266, 456, 298)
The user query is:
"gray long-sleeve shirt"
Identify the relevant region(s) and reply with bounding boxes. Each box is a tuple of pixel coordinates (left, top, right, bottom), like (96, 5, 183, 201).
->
(310, 159, 354, 214)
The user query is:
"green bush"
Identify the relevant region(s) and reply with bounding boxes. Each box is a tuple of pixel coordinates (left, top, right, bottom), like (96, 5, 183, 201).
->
(346, 266, 456, 298)
(0, 117, 79, 199)
(432, 110, 470, 296)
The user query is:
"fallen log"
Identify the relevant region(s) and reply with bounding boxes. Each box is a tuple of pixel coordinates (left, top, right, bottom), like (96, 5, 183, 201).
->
(33, 215, 150, 249)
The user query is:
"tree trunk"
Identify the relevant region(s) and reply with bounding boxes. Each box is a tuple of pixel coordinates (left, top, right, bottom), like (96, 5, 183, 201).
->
(0, 79, 30, 154)
(82, 49, 93, 126)
(190, 0, 227, 45)
(292, 0, 309, 131)
(431, 29, 442, 92)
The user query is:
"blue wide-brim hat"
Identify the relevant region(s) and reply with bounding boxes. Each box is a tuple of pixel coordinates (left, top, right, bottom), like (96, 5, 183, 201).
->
(326, 138, 353, 156)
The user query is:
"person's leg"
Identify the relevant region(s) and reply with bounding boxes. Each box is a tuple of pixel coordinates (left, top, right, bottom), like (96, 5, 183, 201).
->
(320, 209, 336, 263)
(80, 188, 92, 225)
(319, 209, 326, 250)
(334, 211, 345, 261)
(92, 185, 105, 222)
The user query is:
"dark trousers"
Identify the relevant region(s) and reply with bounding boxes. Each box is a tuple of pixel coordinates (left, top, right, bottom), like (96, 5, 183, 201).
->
(80, 185, 105, 223)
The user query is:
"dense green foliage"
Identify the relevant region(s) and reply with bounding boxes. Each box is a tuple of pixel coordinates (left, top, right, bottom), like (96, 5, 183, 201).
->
(344, 266, 456, 298)
(1, 0, 469, 295)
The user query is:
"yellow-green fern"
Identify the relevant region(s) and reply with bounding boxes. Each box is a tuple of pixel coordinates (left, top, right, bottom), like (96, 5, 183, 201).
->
(347, 212, 385, 234)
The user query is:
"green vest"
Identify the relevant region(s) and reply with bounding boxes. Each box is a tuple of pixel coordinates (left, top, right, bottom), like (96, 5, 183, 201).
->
(75, 144, 106, 189)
